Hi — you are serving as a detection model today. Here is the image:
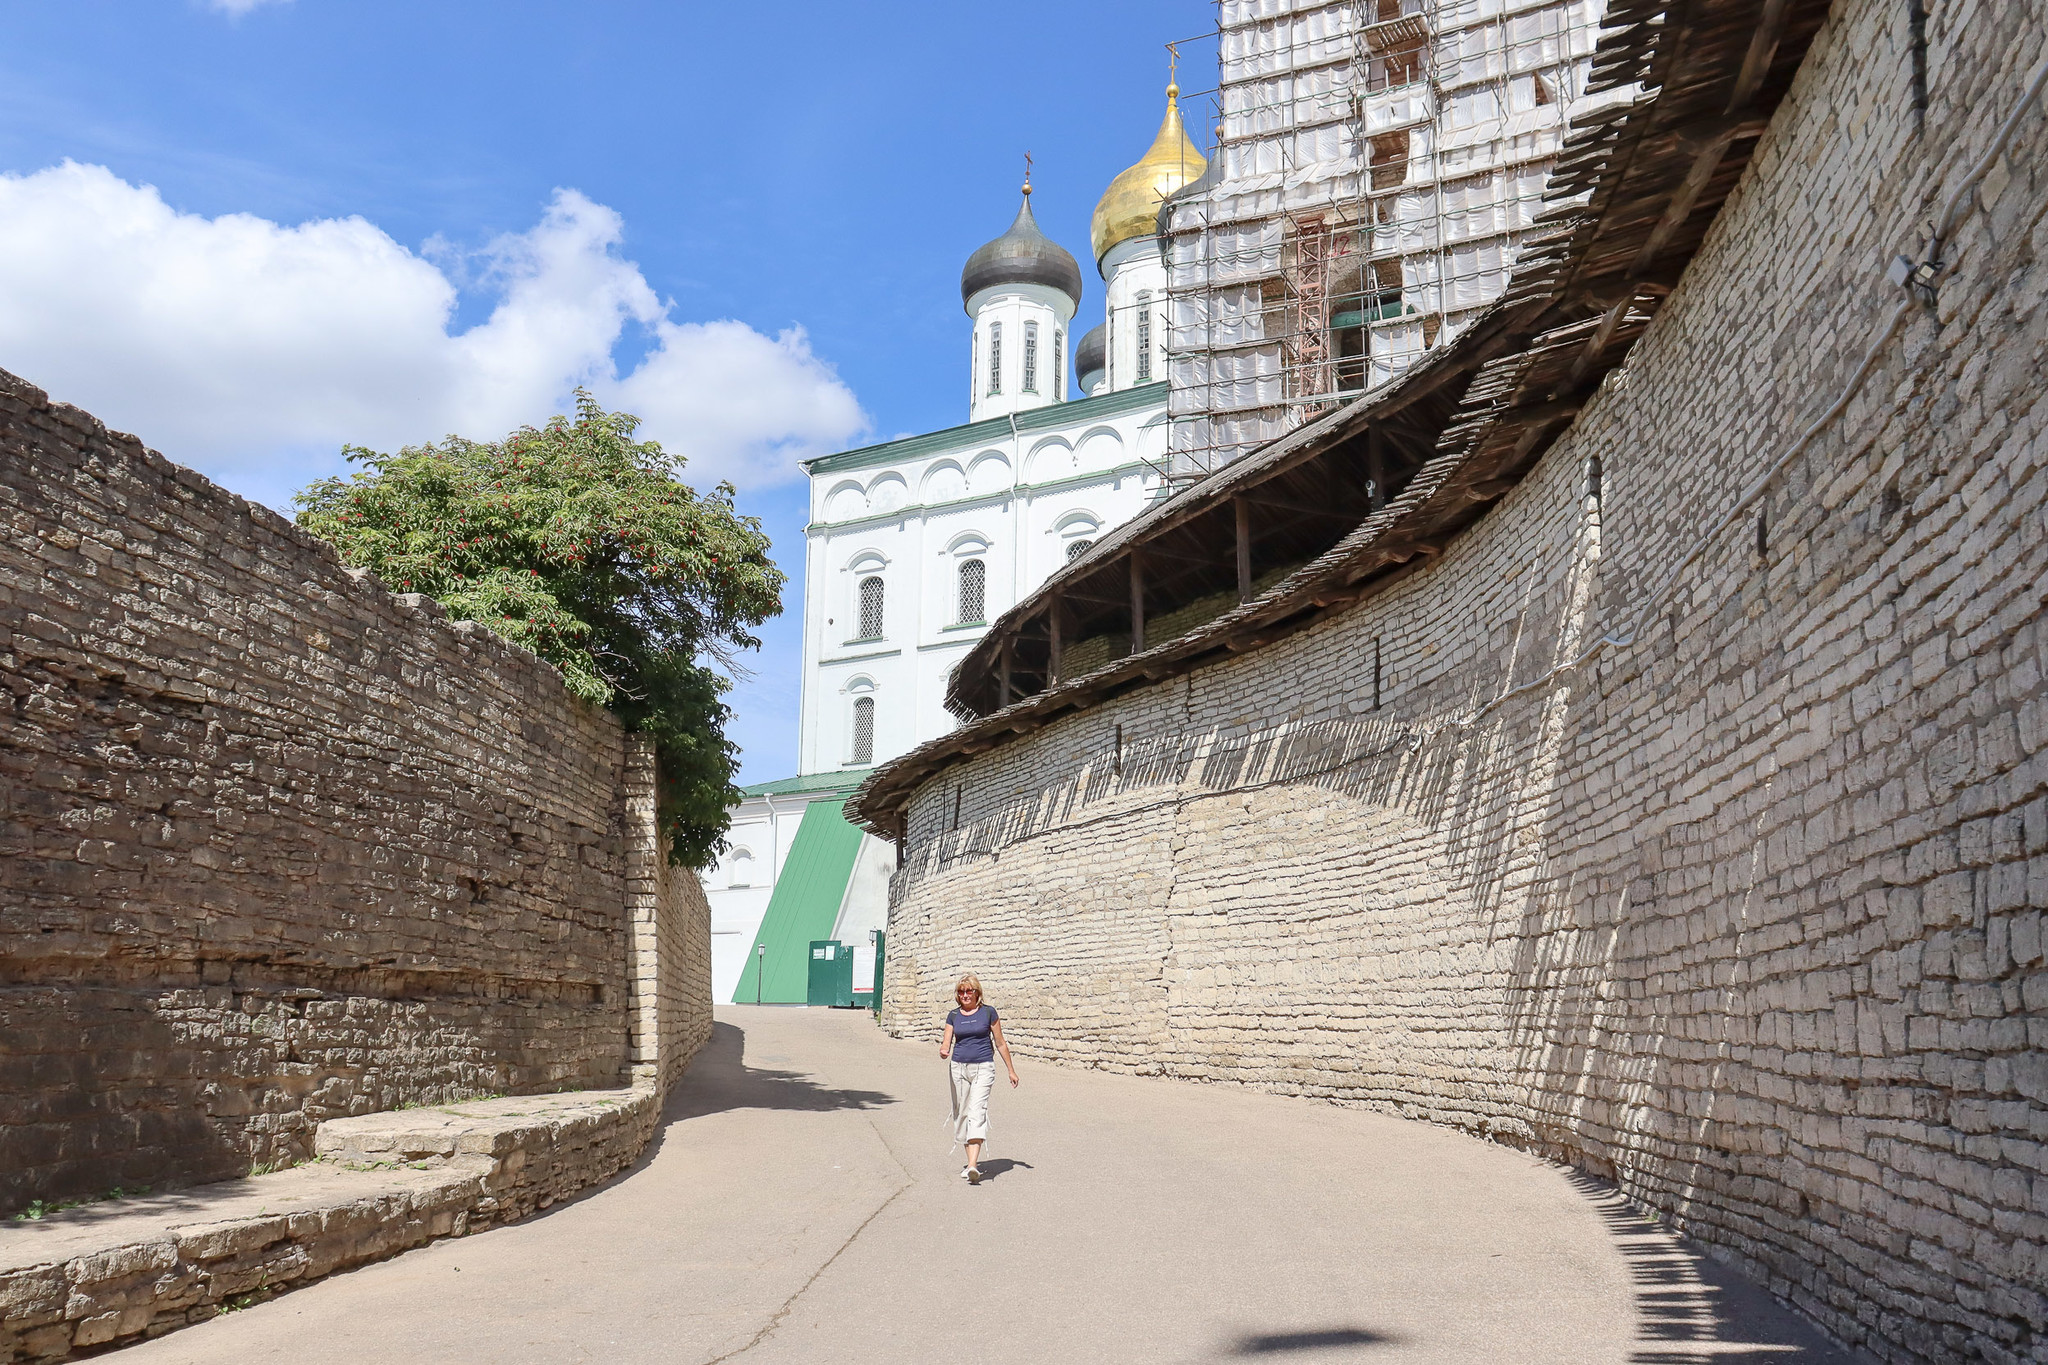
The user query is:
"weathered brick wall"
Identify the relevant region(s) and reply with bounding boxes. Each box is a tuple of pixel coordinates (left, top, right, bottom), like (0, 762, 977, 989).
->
(880, 3, 2047, 1360)
(1, 372, 709, 1213)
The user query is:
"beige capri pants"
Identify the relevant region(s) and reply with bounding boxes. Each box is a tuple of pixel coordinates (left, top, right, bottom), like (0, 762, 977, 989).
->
(949, 1060, 994, 1145)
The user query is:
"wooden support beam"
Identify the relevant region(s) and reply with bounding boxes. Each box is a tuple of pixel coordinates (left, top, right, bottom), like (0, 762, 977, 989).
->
(1239, 491, 1362, 521)
(1367, 423, 1388, 512)
(1566, 296, 1634, 388)
(1630, 124, 1747, 275)
(1130, 551, 1146, 654)
(1048, 597, 1063, 683)
(1728, 0, 1793, 110)
(998, 637, 1013, 708)
(1498, 399, 1584, 428)
(1120, 540, 1222, 569)
(1235, 497, 1253, 602)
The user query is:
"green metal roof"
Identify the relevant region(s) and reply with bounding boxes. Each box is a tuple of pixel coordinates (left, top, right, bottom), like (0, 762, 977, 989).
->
(738, 769, 870, 798)
(801, 382, 1167, 477)
(732, 798, 864, 1004)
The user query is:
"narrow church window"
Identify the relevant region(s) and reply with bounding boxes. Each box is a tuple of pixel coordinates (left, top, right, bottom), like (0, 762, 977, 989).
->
(1053, 329, 1065, 400)
(856, 575, 884, 640)
(1065, 538, 1093, 562)
(1023, 321, 1039, 393)
(851, 696, 875, 765)
(1136, 290, 1153, 382)
(957, 558, 987, 625)
(988, 322, 1003, 395)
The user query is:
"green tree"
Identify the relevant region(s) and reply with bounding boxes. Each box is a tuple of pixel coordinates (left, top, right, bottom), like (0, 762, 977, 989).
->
(294, 393, 783, 867)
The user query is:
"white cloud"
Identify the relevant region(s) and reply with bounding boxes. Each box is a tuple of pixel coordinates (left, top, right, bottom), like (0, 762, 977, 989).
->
(203, 0, 291, 17)
(0, 162, 867, 502)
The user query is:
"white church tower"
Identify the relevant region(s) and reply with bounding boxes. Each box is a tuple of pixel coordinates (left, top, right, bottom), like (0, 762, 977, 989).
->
(962, 183, 1083, 422)
(1078, 83, 1207, 398)
(704, 89, 1197, 1010)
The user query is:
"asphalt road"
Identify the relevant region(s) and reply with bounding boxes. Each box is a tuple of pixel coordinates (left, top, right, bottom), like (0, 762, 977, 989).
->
(121, 1005, 1864, 1364)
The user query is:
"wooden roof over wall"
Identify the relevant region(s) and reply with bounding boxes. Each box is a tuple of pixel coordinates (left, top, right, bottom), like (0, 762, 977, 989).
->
(852, 0, 1834, 838)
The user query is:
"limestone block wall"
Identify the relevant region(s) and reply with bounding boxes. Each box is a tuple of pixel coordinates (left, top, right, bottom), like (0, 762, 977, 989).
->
(878, 2, 2048, 1360)
(623, 738, 715, 1093)
(0, 371, 710, 1214)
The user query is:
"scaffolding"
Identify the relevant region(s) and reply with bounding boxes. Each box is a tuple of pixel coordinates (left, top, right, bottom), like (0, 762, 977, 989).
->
(1156, 0, 1610, 486)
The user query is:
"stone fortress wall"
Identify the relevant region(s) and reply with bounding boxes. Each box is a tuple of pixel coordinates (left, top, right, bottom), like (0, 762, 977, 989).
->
(877, 0, 2048, 1359)
(0, 369, 712, 1215)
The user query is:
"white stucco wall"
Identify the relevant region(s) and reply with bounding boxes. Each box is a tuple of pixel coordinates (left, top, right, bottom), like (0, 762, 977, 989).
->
(798, 383, 1169, 779)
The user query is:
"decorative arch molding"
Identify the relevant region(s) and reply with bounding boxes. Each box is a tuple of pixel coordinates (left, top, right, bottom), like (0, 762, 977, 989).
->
(966, 451, 1012, 497)
(841, 673, 878, 695)
(844, 548, 890, 575)
(946, 530, 993, 557)
(1074, 425, 1125, 471)
(824, 480, 867, 522)
(921, 460, 968, 503)
(1026, 437, 1077, 483)
(866, 471, 910, 514)
(1136, 413, 1170, 464)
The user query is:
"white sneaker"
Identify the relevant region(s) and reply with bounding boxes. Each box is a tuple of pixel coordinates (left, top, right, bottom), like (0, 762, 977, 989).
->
(959, 1166, 971, 1180)
(967, 1167, 983, 1185)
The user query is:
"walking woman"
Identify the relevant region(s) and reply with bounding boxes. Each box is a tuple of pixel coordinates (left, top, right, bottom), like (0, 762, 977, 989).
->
(939, 975, 1018, 1184)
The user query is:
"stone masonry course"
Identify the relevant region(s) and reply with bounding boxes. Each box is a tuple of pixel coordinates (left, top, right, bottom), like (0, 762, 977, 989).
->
(876, 1, 2048, 1361)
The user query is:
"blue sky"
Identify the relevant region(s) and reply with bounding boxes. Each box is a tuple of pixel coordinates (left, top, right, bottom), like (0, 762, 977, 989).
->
(0, 0, 1216, 782)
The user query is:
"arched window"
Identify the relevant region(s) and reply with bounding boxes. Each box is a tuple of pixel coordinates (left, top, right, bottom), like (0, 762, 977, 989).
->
(727, 848, 755, 888)
(1023, 321, 1039, 393)
(851, 696, 875, 765)
(956, 558, 986, 625)
(987, 321, 1003, 396)
(1053, 329, 1065, 400)
(856, 576, 884, 641)
(1135, 290, 1154, 382)
(1065, 538, 1094, 563)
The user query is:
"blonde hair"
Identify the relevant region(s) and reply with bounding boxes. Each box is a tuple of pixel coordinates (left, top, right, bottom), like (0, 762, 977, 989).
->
(953, 974, 989, 1008)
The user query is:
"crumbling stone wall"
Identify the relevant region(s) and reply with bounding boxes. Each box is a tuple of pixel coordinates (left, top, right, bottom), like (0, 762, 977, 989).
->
(1, 373, 709, 1214)
(879, 1, 2048, 1360)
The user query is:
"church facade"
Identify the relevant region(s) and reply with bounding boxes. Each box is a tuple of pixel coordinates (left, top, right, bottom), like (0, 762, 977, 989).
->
(701, 90, 1208, 1005)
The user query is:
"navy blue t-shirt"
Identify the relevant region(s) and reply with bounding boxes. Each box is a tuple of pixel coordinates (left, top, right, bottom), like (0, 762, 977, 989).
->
(947, 1006, 998, 1064)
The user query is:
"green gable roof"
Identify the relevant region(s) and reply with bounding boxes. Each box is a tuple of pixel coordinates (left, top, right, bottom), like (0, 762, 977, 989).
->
(802, 382, 1167, 477)
(739, 769, 870, 798)
(732, 798, 864, 1004)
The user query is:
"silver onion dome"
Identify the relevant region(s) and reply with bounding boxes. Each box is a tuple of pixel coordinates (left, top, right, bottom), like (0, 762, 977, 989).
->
(1074, 323, 1106, 391)
(960, 189, 1084, 313)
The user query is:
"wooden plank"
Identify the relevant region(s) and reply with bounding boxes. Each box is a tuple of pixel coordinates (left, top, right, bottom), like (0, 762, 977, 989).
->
(1048, 596, 1063, 683)
(1130, 551, 1146, 654)
(1235, 497, 1253, 602)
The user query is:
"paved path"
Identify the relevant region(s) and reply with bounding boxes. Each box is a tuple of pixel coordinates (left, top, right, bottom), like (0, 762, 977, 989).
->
(123, 1007, 1861, 1364)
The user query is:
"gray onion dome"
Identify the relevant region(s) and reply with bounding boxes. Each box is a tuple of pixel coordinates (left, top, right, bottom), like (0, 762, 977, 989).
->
(1074, 323, 1107, 391)
(960, 190, 1084, 313)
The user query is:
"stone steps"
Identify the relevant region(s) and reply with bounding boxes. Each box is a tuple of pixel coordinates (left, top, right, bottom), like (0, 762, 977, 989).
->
(0, 1086, 658, 1363)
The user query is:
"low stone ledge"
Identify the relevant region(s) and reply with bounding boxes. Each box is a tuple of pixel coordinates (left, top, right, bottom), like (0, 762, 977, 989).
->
(0, 1086, 657, 1362)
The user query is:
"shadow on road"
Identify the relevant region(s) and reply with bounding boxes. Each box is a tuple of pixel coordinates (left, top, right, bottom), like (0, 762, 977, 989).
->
(972, 1157, 1033, 1181)
(1228, 1327, 1399, 1354)
(664, 1022, 898, 1123)
(1563, 1174, 1869, 1365)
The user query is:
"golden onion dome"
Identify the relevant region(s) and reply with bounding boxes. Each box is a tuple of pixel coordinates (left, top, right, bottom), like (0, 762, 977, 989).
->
(1089, 83, 1208, 269)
